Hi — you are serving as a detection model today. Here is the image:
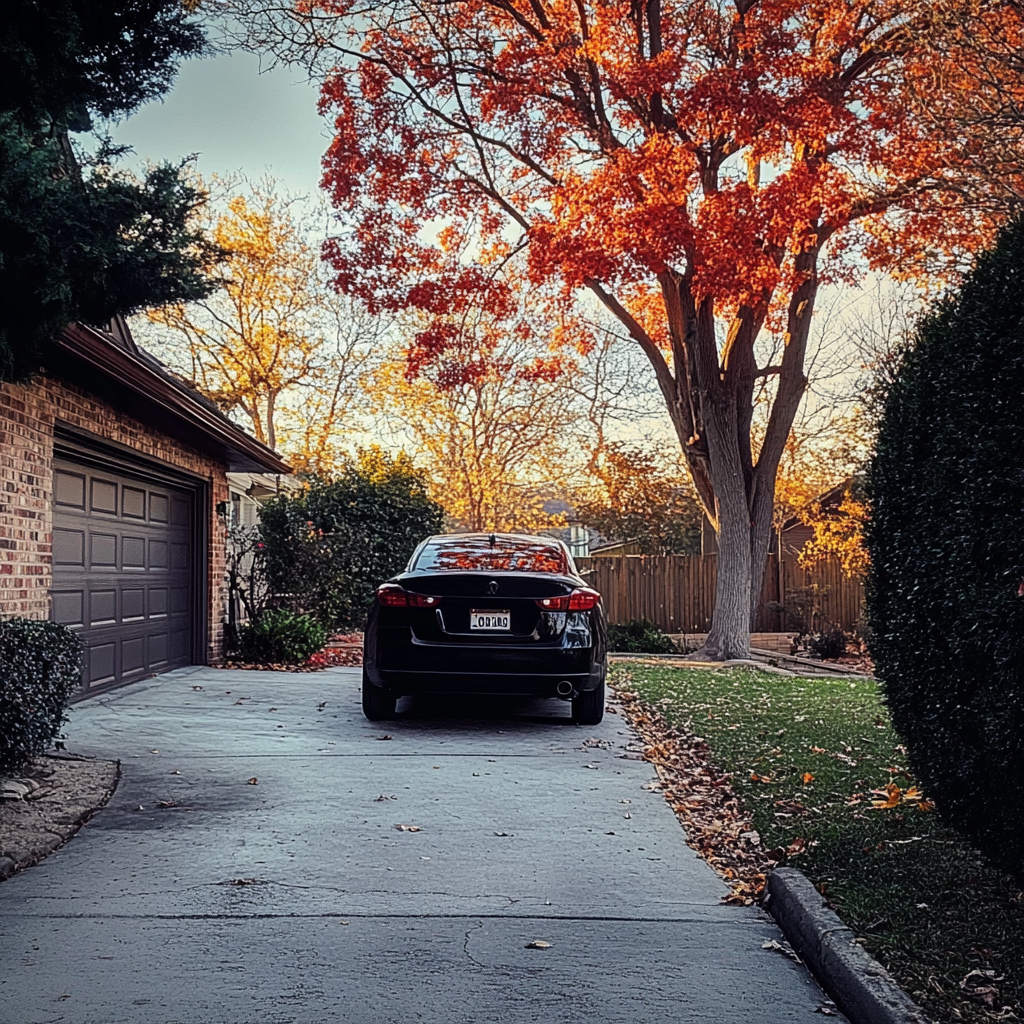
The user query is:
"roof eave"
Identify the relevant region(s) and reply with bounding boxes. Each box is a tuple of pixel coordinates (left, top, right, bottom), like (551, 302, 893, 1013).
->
(56, 323, 291, 476)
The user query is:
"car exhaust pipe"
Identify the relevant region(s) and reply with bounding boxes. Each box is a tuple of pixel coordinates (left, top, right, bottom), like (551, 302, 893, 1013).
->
(555, 680, 576, 700)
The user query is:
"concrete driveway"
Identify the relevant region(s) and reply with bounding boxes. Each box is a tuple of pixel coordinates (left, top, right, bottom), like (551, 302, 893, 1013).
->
(0, 667, 839, 1023)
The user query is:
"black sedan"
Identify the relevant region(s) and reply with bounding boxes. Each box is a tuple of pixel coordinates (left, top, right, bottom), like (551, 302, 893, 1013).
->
(362, 532, 607, 723)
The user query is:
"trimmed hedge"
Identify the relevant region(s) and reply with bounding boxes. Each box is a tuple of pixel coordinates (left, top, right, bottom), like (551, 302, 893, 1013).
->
(0, 618, 83, 772)
(867, 216, 1024, 877)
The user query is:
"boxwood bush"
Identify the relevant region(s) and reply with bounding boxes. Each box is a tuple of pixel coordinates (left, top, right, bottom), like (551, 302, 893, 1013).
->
(236, 610, 327, 665)
(867, 216, 1024, 877)
(0, 618, 83, 772)
(607, 617, 679, 654)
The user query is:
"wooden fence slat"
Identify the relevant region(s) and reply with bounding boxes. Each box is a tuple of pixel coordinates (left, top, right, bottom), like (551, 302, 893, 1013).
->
(574, 554, 863, 634)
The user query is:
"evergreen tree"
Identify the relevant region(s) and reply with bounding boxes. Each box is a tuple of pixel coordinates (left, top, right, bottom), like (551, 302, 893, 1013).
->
(0, 1, 218, 381)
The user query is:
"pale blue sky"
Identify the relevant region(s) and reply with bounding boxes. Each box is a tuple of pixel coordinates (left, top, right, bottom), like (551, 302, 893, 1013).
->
(110, 50, 330, 200)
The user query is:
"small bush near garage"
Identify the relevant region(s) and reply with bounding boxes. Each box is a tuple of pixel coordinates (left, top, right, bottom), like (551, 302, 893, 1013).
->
(236, 610, 327, 665)
(607, 617, 679, 654)
(867, 215, 1024, 878)
(0, 619, 82, 772)
(259, 448, 444, 629)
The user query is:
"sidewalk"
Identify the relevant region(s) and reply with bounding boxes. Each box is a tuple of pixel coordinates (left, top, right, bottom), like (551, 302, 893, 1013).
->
(0, 666, 841, 1023)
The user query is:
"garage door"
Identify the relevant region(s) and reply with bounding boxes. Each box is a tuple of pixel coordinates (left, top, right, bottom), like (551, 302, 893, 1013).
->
(51, 459, 195, 694)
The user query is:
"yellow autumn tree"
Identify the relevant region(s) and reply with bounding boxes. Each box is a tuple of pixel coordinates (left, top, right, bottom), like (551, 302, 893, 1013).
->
(370, 344, 572, 534)
(144, 178, 380, 469)
(765, 406, 870, 576)
(368, 282, 640, 533)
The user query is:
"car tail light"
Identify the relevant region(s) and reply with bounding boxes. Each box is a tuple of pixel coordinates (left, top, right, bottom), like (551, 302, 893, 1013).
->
(535, 588, 600, 612)
(376, 584, 440, 608)
(568, 587, 601, 610)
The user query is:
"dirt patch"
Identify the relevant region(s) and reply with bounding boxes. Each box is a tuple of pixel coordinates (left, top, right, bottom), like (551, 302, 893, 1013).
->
(0, 755, 120, 881)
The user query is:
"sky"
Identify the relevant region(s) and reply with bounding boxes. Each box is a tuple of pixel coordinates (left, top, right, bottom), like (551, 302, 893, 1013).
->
(110, 50, 330, 201)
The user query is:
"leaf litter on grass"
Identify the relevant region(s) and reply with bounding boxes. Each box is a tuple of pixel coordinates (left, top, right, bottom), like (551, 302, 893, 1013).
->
(611, 662, 1024, 1024)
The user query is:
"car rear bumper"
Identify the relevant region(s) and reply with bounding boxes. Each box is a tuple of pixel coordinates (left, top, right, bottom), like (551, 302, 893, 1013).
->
(373, 668, 595, 697)
(365, 625, 601, 697)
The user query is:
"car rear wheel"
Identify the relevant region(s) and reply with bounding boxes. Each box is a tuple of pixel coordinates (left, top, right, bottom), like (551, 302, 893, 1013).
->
(362, 670, 397, 720)
(572, 678, 605, 725)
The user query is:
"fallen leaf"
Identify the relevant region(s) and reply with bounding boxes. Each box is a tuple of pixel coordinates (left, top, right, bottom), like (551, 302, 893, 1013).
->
(394, 824, 422, 832)
(811, 746, 827, 754)
(960, 969, 1003, 1007)
(870, 782, 902, 809)
(802, 773, 815, 784)
(525, 940, 552, 949)
(762, 939, 802, 963)
(247, 777, 259, 785)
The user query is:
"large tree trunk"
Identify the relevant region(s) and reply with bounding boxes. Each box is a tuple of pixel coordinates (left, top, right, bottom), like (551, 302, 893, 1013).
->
(589, 248, 819, 660)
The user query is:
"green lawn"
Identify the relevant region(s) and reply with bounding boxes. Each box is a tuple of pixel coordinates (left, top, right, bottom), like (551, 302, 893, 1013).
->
(612, 662, 1024, 1024)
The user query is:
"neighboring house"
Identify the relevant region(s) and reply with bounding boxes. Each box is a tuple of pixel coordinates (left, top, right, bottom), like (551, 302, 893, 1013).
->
(699, 481, 851, 558)
(588, 540, 645, 557)
(0, 318, 289, 697)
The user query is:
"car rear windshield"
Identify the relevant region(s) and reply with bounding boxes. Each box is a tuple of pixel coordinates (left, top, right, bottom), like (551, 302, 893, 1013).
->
(413, 537, 569, 574)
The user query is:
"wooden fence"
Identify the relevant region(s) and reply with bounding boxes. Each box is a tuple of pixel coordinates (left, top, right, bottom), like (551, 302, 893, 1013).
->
(574, 553, 863, 634)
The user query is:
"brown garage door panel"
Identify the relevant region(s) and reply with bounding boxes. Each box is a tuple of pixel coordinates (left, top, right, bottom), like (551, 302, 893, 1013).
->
(52, 460, 195, 694)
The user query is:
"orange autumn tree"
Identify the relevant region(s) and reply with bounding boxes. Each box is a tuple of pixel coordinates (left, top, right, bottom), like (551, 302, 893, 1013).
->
(233, 0, 1015, 657)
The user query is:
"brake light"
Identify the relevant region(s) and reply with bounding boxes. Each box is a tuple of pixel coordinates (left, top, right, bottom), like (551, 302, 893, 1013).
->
(376, 584, 440, 608)
(535, 588, 600, 612)
(568, 587, 601, 610)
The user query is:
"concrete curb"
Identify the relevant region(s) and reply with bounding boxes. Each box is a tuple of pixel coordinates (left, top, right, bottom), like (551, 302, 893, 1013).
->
(764, 867, 931, 1024)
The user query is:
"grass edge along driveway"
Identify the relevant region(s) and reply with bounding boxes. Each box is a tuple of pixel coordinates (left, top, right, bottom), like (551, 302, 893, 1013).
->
(609, 662, 1024, 1024)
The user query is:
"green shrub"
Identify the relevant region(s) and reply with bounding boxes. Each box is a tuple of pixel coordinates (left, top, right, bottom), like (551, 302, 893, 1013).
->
(258, 448, 444, 629)
(236, 610, 328, 665)
(0, 618, 82, 772)
(607, 618, 679, 654)
(867, 215, 1024, 878)
(808, 626, 847, 660)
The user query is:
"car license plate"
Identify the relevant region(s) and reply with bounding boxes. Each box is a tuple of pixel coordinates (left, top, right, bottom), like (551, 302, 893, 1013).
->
(470, 609, 511, 631)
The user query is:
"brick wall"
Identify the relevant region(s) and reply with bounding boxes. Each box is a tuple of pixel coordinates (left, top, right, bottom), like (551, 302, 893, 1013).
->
(0, 374, 229, 663)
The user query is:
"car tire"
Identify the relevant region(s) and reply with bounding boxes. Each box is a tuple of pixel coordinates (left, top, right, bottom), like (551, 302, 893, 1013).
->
(362, 669, 397, 720)
(572, 678, 605, 725)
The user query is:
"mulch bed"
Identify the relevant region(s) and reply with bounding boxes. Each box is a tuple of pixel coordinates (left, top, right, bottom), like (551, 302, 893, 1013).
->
(612, 680, 773, 905)
(223, 633, 364, 672)
(0, 755, 120, 881)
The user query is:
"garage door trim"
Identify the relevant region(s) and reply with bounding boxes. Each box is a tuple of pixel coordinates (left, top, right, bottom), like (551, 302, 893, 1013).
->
(54, 424, 210, 682)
